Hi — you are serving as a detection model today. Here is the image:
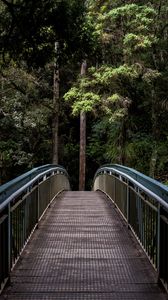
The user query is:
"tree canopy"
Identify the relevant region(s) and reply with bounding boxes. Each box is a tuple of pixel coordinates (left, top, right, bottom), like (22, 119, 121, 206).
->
(0, 0, 168, 188)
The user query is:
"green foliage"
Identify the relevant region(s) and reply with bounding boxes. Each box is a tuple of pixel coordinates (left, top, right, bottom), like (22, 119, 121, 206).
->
(155, 140, 168, 176)
(123, 33, 155, 52)
(107, 93, 121, 103)
(1, 0, 168, 187)
(64, 63, 136, 124)
(107, 4, 155, 20)
(64, 87, 100, 115)
(72, 93, 100, 115)
(142, 69, 161, 84)
(63, 0, 168, 183)
(0, 63, 53, 183)
(125, 136, 154, 173)
(0, 0, 92, 67)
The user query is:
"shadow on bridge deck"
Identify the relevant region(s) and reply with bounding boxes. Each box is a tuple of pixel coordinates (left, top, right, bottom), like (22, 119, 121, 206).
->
(0, 191, 167, 300)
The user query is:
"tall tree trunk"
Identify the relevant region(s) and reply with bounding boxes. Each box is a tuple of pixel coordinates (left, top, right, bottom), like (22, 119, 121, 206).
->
(52, 42, 59, 164)
(149, 89, 159, 178)
(149, 146, 158, 178)
(79, 60, 87, 191)
(118, 119, 126, 165)
(79, 111, 86, 191)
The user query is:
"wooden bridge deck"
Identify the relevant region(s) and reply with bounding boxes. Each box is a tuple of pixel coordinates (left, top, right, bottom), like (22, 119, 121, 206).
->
(0, 191, 167, 300)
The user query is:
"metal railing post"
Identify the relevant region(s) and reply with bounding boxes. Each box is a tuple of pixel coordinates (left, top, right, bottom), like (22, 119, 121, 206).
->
(7, 203, 11, 281)
(37, 180, 40, 224)
(114, 176, 116, 203)
(0, 165, 70, 295)
(157, 203, 160, 277)
(93, 164, 168, 291)
(126, 181, 129, 225)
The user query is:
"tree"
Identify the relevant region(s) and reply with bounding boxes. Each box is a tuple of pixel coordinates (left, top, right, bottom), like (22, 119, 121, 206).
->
(1, 0, 168, 187)
(64, 0, 168, 182)
(79, 60, 87, 191)
(0, 63, 52, 183)
(52, 42, 60, 164)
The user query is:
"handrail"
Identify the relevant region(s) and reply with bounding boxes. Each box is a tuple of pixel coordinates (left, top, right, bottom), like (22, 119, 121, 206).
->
(95, 164, 168, 207)
(0, 166, 67, 212)
(0, 164, 70, 293)
(0, 164, 68, 205)
(93, 164, 168, 292)
(95, 164, 168, 206)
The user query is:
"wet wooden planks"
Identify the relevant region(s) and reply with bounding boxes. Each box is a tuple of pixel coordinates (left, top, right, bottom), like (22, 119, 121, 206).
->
(0, 191, 167, 300)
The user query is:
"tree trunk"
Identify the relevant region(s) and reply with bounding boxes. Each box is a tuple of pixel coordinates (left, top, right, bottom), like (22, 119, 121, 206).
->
(79, 60, 87, 191)
(149, 146, 158, 178)
(79, 111, 86, 191)
(149, 89, 159, 178)
(52, 42, 59, 164)
(118, 119, 126, 165)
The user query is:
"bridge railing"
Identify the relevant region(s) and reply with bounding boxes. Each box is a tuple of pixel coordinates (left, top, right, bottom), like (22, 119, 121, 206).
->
(93, 164, 168, 292)
(0, 165, 70, 293)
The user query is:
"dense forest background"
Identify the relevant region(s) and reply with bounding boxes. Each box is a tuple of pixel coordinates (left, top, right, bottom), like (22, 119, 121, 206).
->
(0, 0, 168, 189)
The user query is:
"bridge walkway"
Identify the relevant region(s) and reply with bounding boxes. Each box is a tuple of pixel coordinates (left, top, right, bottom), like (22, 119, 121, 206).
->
(0, 191, 167, 300)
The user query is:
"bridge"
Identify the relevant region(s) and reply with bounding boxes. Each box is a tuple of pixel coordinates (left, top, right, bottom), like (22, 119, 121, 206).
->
(0, 164, 168, 299)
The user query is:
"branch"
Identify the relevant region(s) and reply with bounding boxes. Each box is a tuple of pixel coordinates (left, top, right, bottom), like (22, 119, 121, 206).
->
(1, 71, 53, 111)
(1, 0, 18, 59)
(40, 102, 53, 111)
(154, 0, 162, 36)
(0, 70, 27, 95)
(1, 0, 20, 8)
(161, 24, 168, 35)
(1, 0, 16, 16)
(1, 0, 11, 6)
(1, 0, 26, 42)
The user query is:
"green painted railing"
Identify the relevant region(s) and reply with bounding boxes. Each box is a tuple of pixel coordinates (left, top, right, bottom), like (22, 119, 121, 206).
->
(0, 165, 70, 293)
(1, 163, 168, 294)
(93, 164, 168, 292)
(0, 164, 69, 204)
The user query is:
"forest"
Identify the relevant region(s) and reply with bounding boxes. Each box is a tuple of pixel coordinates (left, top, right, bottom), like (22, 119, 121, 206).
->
(0, 0, 168, 189)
